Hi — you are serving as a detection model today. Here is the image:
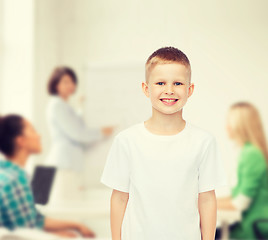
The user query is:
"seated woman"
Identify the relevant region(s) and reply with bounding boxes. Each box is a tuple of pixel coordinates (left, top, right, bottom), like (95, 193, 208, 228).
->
(216, 102, 268, 239)
(0, 114, 95, 238)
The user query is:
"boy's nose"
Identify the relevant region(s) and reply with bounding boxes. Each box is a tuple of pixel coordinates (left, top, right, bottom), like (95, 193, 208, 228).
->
(164, 85, 174, 94)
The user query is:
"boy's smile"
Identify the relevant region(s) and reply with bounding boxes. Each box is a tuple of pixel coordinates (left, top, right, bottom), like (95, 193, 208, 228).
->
(160, 98, 179, 105)
(142, 63, 194, 115)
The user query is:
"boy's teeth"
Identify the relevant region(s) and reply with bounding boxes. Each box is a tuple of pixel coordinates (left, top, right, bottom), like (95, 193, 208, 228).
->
(162, 99, 176, 102)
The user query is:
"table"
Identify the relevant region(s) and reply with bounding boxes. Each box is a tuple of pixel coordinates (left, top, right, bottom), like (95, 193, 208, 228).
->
(217, 209, 241, 239)
(37, 188, 242, 240)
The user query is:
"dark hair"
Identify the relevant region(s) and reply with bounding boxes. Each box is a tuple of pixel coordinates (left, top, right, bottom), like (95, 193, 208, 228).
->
(0, 114, 24, 157)
(47, 66, 78, 95)
(145, 46, 191, 82)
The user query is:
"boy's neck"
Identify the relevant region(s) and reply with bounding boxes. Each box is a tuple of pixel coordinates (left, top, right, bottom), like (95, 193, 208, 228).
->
(145, 109, 186, 134)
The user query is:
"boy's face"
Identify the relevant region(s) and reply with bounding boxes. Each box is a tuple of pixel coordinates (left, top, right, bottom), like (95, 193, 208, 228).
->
(142, 63, 194, 115)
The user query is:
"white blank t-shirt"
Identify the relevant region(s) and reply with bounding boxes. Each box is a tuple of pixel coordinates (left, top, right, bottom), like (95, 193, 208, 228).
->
(101, 120, 227, 240)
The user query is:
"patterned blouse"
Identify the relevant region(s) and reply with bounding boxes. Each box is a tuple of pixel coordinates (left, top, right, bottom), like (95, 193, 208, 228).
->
(0, 160, 45, 230)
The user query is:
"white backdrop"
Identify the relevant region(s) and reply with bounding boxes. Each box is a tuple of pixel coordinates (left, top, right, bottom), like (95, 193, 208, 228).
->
(22, 0, 268, 195)
(83, 62, 151, 188)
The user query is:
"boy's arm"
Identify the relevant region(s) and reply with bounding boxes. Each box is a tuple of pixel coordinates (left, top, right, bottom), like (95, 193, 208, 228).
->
(198, 190, 217, 240)
(111, 189, 129, 240)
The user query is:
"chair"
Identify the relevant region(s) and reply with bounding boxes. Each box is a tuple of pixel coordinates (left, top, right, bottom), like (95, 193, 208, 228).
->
(252, 219, 268, 240)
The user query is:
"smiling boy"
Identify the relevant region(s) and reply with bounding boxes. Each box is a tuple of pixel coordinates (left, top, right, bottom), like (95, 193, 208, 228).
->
(101, 47, 227, 240)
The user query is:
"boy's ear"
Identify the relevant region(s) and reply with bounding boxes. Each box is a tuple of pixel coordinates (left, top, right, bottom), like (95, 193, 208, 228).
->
(188, 83, 194, 98)
(142, 82, 150, 98)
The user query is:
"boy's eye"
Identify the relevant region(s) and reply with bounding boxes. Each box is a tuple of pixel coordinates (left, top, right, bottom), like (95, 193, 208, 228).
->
(156, 82, 183, 86)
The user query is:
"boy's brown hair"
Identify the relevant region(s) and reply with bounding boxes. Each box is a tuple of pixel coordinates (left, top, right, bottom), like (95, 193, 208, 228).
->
(145, 47, 191, 83)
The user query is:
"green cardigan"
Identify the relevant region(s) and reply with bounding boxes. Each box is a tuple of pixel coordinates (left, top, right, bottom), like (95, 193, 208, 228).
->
(230, 142, 268, 239)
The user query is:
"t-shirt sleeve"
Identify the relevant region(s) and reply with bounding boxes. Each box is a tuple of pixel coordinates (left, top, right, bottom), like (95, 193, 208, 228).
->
(236, 149, 266, 198)
(198, 136, 228, 193)
(100, 134, 130, 193)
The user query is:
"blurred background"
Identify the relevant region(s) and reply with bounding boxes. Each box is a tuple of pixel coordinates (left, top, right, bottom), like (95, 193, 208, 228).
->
(0, 0, 268, 238)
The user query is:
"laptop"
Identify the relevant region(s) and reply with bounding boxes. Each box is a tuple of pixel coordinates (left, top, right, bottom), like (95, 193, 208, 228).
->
(31, 166, 56, 205)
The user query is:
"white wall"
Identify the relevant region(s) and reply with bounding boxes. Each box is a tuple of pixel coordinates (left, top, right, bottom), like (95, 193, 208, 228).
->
(0, 1, 3, 93)
(33, 0, 64, 165)
(0, 0, 34, 119)
(30, 0, 268, 191)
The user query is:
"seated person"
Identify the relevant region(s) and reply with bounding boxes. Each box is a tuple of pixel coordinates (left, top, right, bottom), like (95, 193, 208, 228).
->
(0, 114, 95, 238)
(216, 102, 268, 239)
